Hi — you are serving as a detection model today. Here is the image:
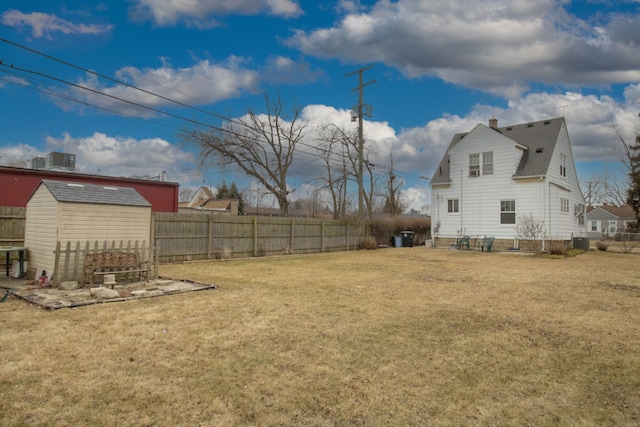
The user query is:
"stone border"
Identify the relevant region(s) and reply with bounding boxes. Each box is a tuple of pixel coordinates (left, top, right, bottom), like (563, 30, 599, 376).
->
(11, 278, 218, 310)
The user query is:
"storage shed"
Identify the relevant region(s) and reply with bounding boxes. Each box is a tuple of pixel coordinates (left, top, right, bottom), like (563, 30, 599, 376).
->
(24, 180, 152, 283)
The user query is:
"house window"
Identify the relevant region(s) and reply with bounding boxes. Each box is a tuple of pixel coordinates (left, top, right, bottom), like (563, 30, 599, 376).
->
(482, 152, 493, 175)
(560, 153, 567, 177)
(447, 199, 459, 213)
(470, 152, 493, 176)
(609, 221, 617, 234)
(590, 220, 599, 232)
(500, 200, 516, 224)
(560, 197, 569, 214)
(469, 154, 480, 177)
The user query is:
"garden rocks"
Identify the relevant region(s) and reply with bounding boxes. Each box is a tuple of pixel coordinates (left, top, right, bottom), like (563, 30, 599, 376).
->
(90, 287, 120, 299)
(58, 281, 80, 290)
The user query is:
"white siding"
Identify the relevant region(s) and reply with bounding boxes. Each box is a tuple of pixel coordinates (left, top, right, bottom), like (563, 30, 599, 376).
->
(546, 124, 586, 239)
(24, 185, 59, 275)
(25, 185, 152, 281)
(432, 122, 586, 241)
(58, 203, 151, 244)
(433, 125, 542, 239)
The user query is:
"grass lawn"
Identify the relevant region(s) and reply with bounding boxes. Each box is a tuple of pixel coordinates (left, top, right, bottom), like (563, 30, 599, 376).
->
(1, 248, 639, 426)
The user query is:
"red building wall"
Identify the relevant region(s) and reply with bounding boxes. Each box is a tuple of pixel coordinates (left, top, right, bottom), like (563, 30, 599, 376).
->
(0, 166, 179, 212)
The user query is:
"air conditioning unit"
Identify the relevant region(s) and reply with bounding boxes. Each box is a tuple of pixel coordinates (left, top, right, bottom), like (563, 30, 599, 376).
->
(31, 157, 47, 169)
(47, 152, 76, 171)
(574, 204, 584, 215)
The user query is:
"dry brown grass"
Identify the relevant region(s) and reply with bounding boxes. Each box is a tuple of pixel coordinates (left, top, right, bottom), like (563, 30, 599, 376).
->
(1, 248, 640, 426)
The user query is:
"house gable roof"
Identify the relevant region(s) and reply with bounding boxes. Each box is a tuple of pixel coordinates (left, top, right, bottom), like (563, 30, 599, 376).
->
(37, 180, 151, 207)
(588, 204, 635, 219)
(431, 117, 565, 184)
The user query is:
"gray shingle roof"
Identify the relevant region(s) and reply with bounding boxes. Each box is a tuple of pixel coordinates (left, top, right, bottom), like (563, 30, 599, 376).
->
(431, 117, 565, 184)
(40, 180, 151, 207)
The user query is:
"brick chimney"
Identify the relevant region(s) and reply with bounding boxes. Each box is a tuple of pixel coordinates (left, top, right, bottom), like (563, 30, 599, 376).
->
(489, 117, 498, 129)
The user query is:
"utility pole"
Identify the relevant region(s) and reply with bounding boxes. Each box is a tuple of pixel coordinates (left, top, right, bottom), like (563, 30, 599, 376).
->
(345, 65, 375, 220)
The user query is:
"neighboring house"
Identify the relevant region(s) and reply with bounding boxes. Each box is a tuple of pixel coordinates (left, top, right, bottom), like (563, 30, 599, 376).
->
(430, 117, 586, 249)
(586, 204, 635, 239)
(24, 180, 152, 282)
(179, 186, 239, 215)
(0, 165, 179, 212)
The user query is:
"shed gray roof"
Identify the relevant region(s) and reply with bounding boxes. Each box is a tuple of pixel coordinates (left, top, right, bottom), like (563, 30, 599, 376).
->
(431, 117, 565, 185)
(39, 180, 151, 207)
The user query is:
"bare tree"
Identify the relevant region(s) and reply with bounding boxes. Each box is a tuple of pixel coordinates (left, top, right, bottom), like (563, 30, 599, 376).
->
(182, 94, 306, 216)
(581, 173, 627, 207)
(315, 123, 355, 219)
(381, 153, 406, 216)
(580, 176, 604, 207)
(179, 186, 198, 203)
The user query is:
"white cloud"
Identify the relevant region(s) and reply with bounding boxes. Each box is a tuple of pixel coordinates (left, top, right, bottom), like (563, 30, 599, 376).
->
(45, 132, 194, 179)
(286, 0, 640, 98)
(1, 9, 113, 39)
(128, 0, 302, 27)
(262, 56, 325, 85)
(60, 58, 260, 118)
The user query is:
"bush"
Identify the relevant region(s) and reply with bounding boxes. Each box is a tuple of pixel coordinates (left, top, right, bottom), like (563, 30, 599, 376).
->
(545, 239, 568, 256)
(359, 236, 378, 250)
(369, 217, 431, 247)
(595, 241, 609, 252)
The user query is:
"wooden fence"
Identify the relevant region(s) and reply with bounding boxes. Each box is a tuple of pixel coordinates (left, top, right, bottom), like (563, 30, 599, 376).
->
(0, 206, 25, 247)
(1, 208, 368, 276)
(53, 240, 155, 285)
(152, 213, 367, 263)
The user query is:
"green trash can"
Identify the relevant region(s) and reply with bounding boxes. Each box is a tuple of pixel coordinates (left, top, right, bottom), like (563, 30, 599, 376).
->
(401, 231, 415, 247)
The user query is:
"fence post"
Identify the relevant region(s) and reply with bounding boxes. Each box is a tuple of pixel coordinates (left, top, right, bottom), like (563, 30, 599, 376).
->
(208, 217, 213, 259)
(52, 241, 61, 286)
(72, 241, 81, 282)
(253, 217, 258, 257)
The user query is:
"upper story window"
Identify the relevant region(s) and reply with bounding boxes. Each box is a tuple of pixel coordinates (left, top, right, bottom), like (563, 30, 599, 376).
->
(560, 153, 567, 177)
(469, 154, 480, 177)
(469, 151, 493, 177)
(482, 152, 493, 175)
(448, 199, 459, 213)
(560, 197, 569, 214)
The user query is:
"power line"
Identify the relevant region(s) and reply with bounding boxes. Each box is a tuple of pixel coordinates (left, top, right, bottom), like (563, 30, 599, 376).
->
(1, 40, 425, 196)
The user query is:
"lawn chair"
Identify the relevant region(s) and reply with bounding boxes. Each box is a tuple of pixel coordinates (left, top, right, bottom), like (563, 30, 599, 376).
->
(478, 236, 495, 252)
(453, 235, 471, 250)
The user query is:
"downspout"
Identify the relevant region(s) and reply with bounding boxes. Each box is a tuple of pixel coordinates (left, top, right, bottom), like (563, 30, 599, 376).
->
(541, 176, 546, 252)
(460, 169, 463, 235)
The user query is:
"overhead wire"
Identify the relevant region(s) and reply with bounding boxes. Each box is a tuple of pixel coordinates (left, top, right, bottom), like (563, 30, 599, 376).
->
(0, 38, 423, 186)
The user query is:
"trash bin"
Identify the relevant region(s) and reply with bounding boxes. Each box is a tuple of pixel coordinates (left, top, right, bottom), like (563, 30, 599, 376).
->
(400, 231, 415, 248)
(393, 236, 402, 247)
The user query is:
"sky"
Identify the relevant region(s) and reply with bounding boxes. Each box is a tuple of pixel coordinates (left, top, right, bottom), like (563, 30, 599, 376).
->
(1, 0, 640, 213)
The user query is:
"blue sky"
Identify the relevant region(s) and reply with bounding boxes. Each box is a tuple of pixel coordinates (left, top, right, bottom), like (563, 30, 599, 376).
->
(1, 0, 640, 212)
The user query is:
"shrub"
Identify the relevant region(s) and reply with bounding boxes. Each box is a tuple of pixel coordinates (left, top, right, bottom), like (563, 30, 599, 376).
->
(545, 239, 568, 256)
(595, 241, 609, 252)
(369, 217, 431, 246)
(359, 236, 378, 250)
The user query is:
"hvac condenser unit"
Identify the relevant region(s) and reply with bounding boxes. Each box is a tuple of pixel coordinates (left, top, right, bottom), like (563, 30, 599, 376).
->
(47, 152, 76, 171)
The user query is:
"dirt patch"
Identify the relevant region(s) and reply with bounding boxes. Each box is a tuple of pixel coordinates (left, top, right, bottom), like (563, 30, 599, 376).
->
(10, 278, 217, 310)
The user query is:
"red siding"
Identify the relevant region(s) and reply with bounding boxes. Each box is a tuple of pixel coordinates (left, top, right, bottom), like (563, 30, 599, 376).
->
(0, 166, 179, 212)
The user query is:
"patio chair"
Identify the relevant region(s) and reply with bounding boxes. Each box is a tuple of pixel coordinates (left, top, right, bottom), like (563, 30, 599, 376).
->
(478, 236, 495, 252)
(453, 235, 471, 250)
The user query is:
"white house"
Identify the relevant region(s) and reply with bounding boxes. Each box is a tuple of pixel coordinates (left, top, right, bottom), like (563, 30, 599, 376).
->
(430, 117, 586, 249)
